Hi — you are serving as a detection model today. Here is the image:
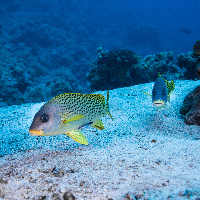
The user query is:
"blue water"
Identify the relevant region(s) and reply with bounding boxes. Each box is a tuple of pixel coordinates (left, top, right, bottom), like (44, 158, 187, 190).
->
(1, 0, 199, 56)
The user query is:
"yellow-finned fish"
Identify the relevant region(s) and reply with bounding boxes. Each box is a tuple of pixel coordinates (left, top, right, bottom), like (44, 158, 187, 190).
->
(29, 91, 113, 145)
(143, 73, 175, 110)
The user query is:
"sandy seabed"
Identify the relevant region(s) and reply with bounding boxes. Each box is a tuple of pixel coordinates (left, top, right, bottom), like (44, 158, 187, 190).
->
(0, 80, 200, 200)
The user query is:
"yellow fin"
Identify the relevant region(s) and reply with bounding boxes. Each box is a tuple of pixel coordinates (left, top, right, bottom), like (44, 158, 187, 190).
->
(167, 95, 171, 103)
(168, 80, 175, 95)
(163, 78, 175, 96)
(158, 72, 174, 102)
(142, 91, 152, 97)
(64, 114, 85, 123)
(91, 119, 105, 130)
(65, 129, 89, 145)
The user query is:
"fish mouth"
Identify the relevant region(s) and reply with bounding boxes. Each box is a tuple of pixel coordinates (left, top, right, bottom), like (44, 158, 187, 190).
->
(29, 129, 45, 136)
(153, 100, 165, 108)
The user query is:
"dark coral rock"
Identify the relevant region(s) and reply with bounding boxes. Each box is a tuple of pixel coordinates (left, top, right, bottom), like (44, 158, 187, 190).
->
(0, 178, 8, 184)
(52, 193, 61, 200)
(124, 192, 135, 200)
(177, 52, 197, 79)
(63, 191, 76, 200)
(0, 190, 5, 198)
(38, 196, 47, 200)
(193, 40, 200, 62)
(193, 40, 200, 78)
(87, 47, 142, 91)
(180, 85, 200, 125)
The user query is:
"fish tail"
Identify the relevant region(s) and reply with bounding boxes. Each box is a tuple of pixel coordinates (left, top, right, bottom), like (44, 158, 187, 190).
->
(105, 91, 113, 120)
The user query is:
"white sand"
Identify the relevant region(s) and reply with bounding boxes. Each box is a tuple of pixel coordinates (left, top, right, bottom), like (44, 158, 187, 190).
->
(0, 80, 200, 199)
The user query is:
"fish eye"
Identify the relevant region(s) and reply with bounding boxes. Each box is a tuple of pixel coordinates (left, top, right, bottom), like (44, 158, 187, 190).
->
(40, 114, 49, 123)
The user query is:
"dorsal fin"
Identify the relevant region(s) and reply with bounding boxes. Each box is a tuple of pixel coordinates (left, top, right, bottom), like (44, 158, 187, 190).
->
(83, 93, 106, 105)
(164, 79, 175, 96)
(91, 119, 105, 130)
(167, 80, 175, 95)
(158, 72, 175, 96)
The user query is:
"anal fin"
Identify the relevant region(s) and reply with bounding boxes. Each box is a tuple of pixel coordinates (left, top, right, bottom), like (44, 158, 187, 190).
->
(65, 129, 88, 145)
(91, 119, 105, 130)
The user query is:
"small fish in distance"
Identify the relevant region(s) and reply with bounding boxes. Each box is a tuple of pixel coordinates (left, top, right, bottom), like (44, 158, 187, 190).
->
(143, 73, 175, 110)
(29, 91, 113, 145)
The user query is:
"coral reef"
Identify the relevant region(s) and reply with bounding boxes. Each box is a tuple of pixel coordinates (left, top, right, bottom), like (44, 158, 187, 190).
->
(0, 45, 84, 106)
(177, 52, 197, 79)
(87, 47, 142, 91)
(192, 40, 200, 78)
(138, 51, 186, 82)
(0, 47, 30, 106)
(0, 40, 197, 105)
(180, 85, 200, 126)
(87, 49, 187, 91)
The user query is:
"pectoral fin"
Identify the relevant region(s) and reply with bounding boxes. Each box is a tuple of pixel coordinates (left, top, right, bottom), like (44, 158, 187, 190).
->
(91, 119, 105, 130)
(63, 114, 85, 123)
(65, 129, 89, 145)
(142, 91, 152, 97)
(167, 95, 171, 103)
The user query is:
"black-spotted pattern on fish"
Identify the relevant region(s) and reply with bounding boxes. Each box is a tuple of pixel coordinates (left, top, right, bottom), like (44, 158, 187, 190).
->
(49, 93, 107, 122)
(29, 91, 112, 145)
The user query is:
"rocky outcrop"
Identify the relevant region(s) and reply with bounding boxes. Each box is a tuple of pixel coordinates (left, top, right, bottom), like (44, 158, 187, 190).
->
(180, 85, 200, 126)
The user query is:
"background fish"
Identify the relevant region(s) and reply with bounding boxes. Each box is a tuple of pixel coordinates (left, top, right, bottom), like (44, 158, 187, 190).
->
(143, 73, 175, 110)
(29, 91, 113, 145)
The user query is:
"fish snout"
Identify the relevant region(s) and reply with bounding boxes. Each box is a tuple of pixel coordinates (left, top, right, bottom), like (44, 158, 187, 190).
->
(29, 129, 45, 136)
(153, 100, 165, 108)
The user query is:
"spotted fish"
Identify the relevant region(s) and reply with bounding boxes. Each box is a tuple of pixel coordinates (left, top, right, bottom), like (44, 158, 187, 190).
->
(143, 73, 175, 110)
(29, 91, 113, 145)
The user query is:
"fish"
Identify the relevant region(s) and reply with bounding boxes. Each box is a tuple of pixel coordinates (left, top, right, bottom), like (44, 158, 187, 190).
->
(179, 28, 191, 35)
(143, 73, 175, 110)
(29, 91, 113, 145)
